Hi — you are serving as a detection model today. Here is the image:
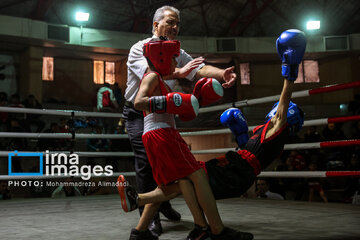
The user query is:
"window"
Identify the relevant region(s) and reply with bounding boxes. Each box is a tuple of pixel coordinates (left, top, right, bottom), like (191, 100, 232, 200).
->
(239, 63, 250, 85)
(295, 60, 319, 83)
(93, 61, 104, 84)
(42, 57, 54, 81)
(304, 60, 320, 83)
(93, 61, 115, 84)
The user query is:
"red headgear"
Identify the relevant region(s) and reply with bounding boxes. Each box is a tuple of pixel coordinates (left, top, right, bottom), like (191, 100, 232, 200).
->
(143, 40, 180, 76)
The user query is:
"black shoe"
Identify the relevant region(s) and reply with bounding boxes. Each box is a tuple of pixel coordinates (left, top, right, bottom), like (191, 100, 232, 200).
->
(211, 227, 253, 240)
(129, 228, 158, 240)
(148, 217, 163, 237)
(117, 175, 138, 212)
(159, 206, 181, 221)
(186, 224, 211, 240)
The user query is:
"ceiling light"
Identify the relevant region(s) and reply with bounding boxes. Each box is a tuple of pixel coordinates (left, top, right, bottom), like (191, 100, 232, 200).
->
(306, 20, 320, 30)
(75, 12, 89, 22)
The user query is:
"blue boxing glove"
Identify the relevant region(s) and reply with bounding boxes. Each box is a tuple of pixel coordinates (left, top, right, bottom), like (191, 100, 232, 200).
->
(276, 29, 307, 81)
(220, 108, 249, 148)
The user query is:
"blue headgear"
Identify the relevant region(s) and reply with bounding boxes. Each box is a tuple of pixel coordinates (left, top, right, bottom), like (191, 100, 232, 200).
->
(265, 101, 304, 133)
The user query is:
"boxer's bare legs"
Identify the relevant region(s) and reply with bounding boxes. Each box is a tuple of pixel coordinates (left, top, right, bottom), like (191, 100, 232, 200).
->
(136, 202, 161, 231)
(178, 179, 208, 227)
(135, 170, 225, 234)
(135, 179, 208, 231)
(187, 169, 224, 234)
(137, 184, 180, 206)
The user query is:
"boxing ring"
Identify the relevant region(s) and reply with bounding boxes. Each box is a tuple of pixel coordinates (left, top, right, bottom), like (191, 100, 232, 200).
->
(1, 195, 359, 240)
(1, 81, 360, 239)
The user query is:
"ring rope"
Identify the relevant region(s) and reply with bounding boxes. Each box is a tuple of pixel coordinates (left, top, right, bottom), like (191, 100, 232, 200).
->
(200, 80, 360, 113)
(181, 115, 360, 137)
(1, 115, 359, 139)
(0, 172, 136, 180)
(191, 139, 360, 154)
(0, 132, 128, 139)
(0, 106, 123, 118)
(1, 139, 358, 157)
(0, 151, 134, 157)
(258, 171, 360, 178)
(0, 81, 358, 118)
(1, 171, 359, 180)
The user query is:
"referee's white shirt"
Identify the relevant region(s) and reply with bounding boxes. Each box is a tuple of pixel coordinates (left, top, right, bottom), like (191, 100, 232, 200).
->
(125, 36, 204, 104)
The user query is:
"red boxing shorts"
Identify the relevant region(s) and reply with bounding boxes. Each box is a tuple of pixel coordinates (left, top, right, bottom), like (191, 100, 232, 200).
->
(142, 127, 202, 186)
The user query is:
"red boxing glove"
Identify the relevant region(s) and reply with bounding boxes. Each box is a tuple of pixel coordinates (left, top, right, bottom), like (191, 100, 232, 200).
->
(149, 92, 199, 120)
(193, 78, 224, 107)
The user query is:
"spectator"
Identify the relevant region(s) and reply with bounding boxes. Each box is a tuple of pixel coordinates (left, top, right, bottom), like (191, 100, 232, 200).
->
(307, 162, 328, 203)
(289, 150, 307, 171)
(8, 93, 24, 108)
(110, 120, 132, 172)
(8, 93, 26, 123)
(256, 178, 284, 200)
(344, 153, 360, 203)
(348, 94, 360, 115)
(304, 126, 321, 143)
(97, 83, 119, 111)
(51, 178, 82, 198)
(37, 122, 60, 151)
(0, 92, 8, 131)
(116, 118, 126, 134)
(322, 123, 345, 141)
(8, 118, 28, 151)
(322, 123, 347, 159)
(87, 125, 109, 152)
(276, 154, 306, 200)
(349, 121, 360, 139)
(22, 94, 45, 132)
(113, 82, 123, 107)
(97, 83, 119, 133)
(58, 117, 71, 151)
(0, 180, 11, 200)
(59, 117, 70, 133)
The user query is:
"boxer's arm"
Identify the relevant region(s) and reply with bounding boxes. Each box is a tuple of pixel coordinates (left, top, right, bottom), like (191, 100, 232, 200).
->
(274, 79, 294, 126)
(195, 65, 236, 88)
(134, 73, 158, 112)
(265, 79, 293, 139)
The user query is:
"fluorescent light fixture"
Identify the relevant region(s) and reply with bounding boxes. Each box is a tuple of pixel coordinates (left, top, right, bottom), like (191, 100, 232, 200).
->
(75, 12, 89, 22)
(306, 20, 320, 30)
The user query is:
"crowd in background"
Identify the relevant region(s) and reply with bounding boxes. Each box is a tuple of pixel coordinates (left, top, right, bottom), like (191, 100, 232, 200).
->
(0, 90, 359, 202)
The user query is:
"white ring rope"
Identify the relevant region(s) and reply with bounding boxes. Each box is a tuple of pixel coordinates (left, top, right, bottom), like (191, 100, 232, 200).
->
(1, 171, 359, 180)
(0, 172, 136, 180)
(259, 171, 327, 178)
(258, 171, 360, 178)
(0, 151, 134, 157)
(0, 106, 122, 118)
(0, 132, 128, 139)
(0, 139, 358, 157)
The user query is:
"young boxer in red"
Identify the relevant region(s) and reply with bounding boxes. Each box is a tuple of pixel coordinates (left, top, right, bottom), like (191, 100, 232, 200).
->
(118, 38, 253, 240)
